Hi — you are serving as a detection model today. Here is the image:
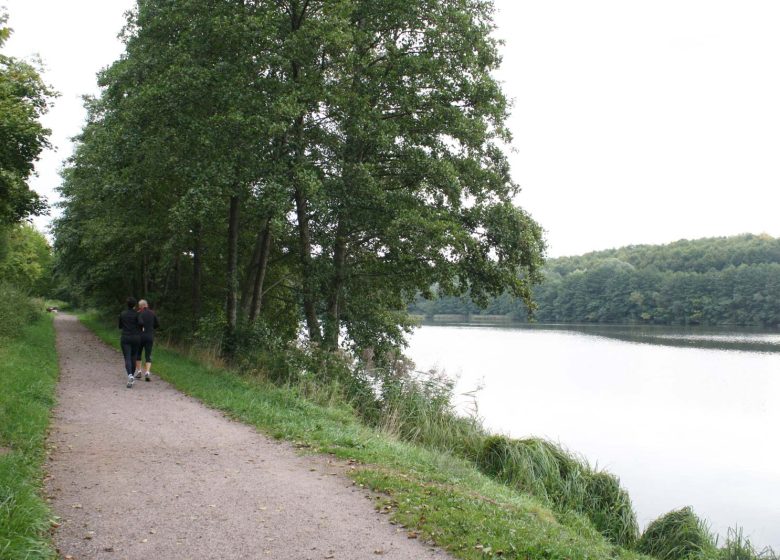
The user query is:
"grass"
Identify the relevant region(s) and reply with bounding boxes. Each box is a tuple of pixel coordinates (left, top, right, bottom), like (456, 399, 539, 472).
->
(0, 315, 58, 560)
(79, 311, 648, 560)
(637, 507, 718, 560)
(477, 435, 639, 547)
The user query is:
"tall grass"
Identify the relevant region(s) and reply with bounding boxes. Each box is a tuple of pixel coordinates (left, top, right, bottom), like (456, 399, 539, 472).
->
(477, 435, 639, 547)
(720, 527, 778, 560)
(637, 507, 717, 560)
(0, 305, 58, 559)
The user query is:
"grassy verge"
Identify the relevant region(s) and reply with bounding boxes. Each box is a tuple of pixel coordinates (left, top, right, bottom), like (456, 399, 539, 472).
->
(0, 315, 58, 560)
(79, 312, 646, 560)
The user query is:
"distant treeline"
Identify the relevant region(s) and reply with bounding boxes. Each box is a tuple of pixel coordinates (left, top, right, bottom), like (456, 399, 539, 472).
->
(411, 234, 780, 327)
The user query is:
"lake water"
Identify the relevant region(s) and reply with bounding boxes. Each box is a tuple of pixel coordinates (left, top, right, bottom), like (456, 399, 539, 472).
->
(406, 324, 780, 549)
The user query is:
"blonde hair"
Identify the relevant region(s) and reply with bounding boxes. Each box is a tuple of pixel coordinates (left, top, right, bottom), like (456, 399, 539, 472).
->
(138, 299, 149, 309)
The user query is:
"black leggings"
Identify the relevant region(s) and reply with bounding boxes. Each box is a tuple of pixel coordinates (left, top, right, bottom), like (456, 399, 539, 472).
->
(120, 335, 141, 377)
(137, 336, 154, 363)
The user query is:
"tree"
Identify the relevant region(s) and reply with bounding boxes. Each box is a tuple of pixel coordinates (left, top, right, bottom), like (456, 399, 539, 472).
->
(0, 222, 52, 295)
(54, 0, 546, 362)
(0, 11, 53, 225)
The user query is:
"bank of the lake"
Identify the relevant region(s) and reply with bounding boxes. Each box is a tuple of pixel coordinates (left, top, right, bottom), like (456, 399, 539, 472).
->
(406, 324, 780, 550)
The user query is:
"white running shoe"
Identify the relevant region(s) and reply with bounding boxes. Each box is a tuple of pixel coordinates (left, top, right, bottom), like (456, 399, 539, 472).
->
(126, 374, 135, 388)
(134, 369, 143, 379)
(144, 372, 151, 382)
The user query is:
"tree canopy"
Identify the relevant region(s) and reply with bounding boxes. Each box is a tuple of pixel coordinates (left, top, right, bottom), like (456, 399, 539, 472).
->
(0, 11, 53, 225)
(54, 0, 546, 360)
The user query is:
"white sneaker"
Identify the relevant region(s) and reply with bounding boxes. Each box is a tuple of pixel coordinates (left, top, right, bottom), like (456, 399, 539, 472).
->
(134, 369, 143, 379)
(126, 374, 135, 388)
(144, 372, 151, 382)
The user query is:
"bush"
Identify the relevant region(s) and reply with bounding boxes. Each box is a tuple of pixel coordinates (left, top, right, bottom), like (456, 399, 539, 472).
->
(637, 507, 717, 560)
(477, 435, 639, 547)
(0, 283, 42, 339)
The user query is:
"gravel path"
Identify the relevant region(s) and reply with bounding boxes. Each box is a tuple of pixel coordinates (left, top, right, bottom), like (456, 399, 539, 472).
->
(46, 315, 450, 559)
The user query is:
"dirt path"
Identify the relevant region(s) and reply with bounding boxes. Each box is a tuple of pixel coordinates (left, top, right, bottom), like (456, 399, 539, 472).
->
(46, 315, 450, 560)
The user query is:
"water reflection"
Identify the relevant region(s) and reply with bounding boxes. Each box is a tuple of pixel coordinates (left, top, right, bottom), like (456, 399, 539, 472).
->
(405, 324, 780, 549)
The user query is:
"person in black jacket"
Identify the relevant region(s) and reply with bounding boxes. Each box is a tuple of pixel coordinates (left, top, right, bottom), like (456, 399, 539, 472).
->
(134, 299, 159, 382)
(118, 296, 142, 388)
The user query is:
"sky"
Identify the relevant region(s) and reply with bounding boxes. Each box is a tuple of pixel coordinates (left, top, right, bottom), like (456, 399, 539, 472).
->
(4, 0, 780, 257)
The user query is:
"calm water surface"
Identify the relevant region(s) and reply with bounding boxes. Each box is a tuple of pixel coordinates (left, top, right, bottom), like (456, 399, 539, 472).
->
(406, 324, 780, 549)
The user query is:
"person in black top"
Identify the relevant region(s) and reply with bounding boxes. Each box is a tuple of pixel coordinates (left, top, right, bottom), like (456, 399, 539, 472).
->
(135, 299, 159, 382)
(119, 296, 142, 388)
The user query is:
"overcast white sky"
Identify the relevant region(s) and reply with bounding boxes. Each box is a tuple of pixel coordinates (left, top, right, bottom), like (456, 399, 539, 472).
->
(4, 0, 780, 257)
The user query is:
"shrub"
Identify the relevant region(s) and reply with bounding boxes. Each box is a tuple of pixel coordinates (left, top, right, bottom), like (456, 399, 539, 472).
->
(0, 283, 42, 339)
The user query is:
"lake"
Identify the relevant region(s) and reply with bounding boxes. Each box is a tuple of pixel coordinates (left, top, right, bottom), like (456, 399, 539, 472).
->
(405, 323, 780, 549)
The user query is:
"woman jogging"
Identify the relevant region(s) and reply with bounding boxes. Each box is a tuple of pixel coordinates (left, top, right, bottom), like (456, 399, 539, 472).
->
(118, 296, 142, 388)
(134, 299, 159, 382)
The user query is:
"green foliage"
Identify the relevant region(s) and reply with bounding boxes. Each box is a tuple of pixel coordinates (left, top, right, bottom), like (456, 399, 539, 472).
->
(413, 234, 780, 327)
(477, 436, 639, 548)
(0, 11, 54, 225)
(0, 315, 58, 559)
(0, 282, 43, 339)
(0, 222, 53, 295)
(637, 507, 717, 560)
(53, 0, 545, 361)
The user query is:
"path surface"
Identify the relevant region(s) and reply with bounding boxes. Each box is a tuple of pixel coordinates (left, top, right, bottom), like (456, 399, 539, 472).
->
(46, 315, 450, 559)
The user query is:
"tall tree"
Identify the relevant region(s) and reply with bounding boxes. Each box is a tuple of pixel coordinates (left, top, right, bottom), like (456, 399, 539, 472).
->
(0, 11, 53, 225)
(54, 0, 546, 360)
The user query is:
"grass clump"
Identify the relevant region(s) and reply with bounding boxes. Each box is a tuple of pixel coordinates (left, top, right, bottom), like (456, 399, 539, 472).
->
(637, 507, 717, 560)
(0, 312, 58, 559)
(477, 435, 639, 547)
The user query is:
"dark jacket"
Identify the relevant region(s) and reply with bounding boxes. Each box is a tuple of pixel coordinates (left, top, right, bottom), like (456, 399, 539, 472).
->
(118, 309, 142, 337)
(139, 308, 160, 338)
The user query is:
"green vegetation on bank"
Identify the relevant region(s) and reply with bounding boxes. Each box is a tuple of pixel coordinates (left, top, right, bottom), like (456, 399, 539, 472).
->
(0, 290, 57, 560)
(80, 312, 776, 560)
(411, 234, 780, 327)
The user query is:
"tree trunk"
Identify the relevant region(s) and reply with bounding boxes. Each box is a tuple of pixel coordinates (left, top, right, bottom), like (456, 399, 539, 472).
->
(249, 221, 272, 323)
(224, 195, 240, 355)
(192, 223, 203, 328)
(142, 253, 150, 297)
(324, 222, 347, 350)
(240, 218, 269, 316)
(294, 184, 321, 343)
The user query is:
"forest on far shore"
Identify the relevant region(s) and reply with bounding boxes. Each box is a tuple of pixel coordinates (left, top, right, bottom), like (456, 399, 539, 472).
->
(411, 233, 780, 327)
